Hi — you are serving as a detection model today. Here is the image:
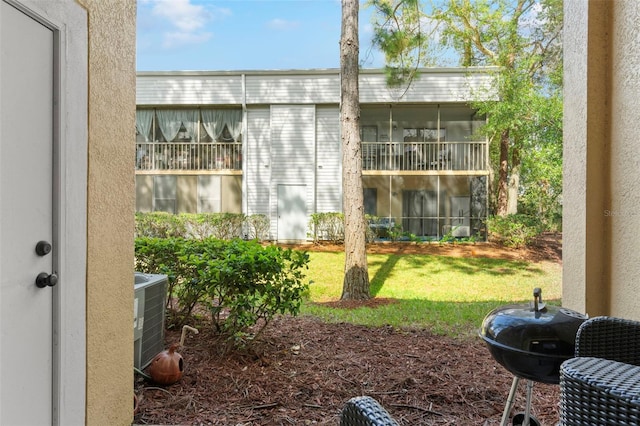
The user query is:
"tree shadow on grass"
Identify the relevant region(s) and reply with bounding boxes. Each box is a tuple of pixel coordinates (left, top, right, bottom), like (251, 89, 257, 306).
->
(369, 254, 543, 298)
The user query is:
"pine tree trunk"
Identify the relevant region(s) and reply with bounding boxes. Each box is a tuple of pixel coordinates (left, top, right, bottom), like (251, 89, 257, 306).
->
(340, 0, 370, 300)
(507, 145, 520, 214)
(496, 128, 509, 216)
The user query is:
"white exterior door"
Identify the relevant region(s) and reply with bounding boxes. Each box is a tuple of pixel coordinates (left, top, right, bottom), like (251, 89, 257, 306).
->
(1, 2, 55, 424)
(277, 184, 308, 242)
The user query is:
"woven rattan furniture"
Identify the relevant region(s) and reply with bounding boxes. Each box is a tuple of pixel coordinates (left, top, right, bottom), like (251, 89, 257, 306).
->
(340, 396, 398, 426)
(559, 316, 640, 425)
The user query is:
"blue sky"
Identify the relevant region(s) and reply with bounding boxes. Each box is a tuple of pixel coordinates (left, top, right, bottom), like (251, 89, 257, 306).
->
(137, 0, 385, 71)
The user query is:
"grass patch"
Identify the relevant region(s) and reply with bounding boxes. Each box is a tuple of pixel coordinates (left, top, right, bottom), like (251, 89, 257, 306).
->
(300, 252, 561, 339)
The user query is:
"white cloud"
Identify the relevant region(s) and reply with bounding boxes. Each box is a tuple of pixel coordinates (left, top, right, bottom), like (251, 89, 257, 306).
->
(151, 0, 209, 32)
(142, 0, 230, 49)
(266, 18, 300, 31)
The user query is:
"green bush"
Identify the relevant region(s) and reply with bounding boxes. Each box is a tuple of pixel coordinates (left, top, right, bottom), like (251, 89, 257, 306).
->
(135, 237, 204, 322)
(135, 212, 269, 241)
(245, 214, 270, 240)
(308, 212, 344, 243)
(135, 237, 311, 348)
(486, 214, 542, 248)
(135, 212, 189, 238)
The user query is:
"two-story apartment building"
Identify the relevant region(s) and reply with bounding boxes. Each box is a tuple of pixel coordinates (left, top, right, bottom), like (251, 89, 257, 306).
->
(136, 68, 494, 242)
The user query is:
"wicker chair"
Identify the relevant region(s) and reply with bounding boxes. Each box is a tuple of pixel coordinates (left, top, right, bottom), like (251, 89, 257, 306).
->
(340, 396, 399, 426)
(559, 316, 640, 425)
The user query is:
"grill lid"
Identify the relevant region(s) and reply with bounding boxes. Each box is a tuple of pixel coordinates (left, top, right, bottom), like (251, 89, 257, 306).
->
(481, 288, 587, 355)
(479, 288, 588, 383)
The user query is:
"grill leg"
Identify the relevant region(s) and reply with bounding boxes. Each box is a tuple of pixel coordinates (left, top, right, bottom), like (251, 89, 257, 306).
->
(523, 379, 534, 425)
(500, 376, 520, 426)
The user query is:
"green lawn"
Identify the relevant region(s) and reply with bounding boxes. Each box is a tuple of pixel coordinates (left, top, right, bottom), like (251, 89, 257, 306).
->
(300, 251, 562, 338)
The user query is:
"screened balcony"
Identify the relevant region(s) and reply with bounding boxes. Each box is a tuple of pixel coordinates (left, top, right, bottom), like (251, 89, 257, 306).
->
(135, 107, 242, 171)
(359, 104, 488, 173)
(361, 141, 486, 171)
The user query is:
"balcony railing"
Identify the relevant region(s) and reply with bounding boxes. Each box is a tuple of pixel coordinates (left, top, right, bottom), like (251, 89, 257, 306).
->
(136, 142, 242, 171)
(135, 141, 486, 172)
(362, 141, 487, 171)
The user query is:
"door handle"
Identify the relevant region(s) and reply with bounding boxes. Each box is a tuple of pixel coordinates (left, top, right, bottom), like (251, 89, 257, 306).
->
(35, 272, 58, 288)
(35, 240, 52, 256)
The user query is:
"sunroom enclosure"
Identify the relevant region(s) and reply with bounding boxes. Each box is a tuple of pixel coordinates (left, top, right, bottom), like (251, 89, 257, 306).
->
(360, 104, 488, 240)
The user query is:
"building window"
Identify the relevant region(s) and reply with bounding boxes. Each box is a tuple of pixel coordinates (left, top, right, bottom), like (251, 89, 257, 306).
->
(153, 176, 176, 213)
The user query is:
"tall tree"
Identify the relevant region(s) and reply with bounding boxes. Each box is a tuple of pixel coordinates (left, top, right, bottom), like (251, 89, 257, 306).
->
(340, 0, 370, 300)
(370, 0, 563, 216)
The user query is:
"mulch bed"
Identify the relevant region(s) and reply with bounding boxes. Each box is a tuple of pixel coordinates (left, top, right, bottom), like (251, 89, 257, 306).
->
(134, 234, 562, 425)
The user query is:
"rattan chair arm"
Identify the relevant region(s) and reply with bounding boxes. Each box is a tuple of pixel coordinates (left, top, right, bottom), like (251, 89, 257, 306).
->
(575, 316, 640, 366)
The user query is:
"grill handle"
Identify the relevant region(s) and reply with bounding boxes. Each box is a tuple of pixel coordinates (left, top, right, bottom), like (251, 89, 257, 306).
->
(533, 287, 542, 312)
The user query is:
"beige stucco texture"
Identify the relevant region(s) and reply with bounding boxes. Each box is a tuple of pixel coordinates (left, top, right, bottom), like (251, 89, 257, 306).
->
(78, 0, 137, 424)
(563, 0, 640, 321)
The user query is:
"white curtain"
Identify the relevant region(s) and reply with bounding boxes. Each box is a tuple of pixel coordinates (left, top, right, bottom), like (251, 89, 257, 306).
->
(156, 109, 200, 142)
(201, 109, 226, 141)
(180, 110, 199, 141)
(156, 109, 183, 142)
(225, 110, 242, 141)
(135, 109, 154, 142)
(201, 109, 242, 141)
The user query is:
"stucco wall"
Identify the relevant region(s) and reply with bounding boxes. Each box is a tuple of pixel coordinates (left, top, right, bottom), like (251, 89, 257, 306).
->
(563, 0, 640, 320)
(79, 0, 136, 424)
(607, 0, 640, 319)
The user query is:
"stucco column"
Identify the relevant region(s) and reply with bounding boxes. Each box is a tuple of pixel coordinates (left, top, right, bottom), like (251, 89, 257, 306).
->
(563, 0, 610, 316)
(79, 0, 137, 424)
(563, 0, 640, 320)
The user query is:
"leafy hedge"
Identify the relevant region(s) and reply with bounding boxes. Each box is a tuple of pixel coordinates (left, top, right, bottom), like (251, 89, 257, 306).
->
(486, 214, 543, 248)
(135, 237, 310, 347)
(135, 212, 270, 241)
(308, 212, 397, 243)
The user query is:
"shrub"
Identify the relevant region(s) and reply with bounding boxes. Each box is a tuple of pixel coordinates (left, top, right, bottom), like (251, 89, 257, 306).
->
(135, 212, 188, 238)
(486, 214, 542, 248)
(308, 212, 344, 243)
(135, 237, 311, 348)
(135, 212, 269, 241)
(135, 237, 204, 322)
(245, 214, 270, 240)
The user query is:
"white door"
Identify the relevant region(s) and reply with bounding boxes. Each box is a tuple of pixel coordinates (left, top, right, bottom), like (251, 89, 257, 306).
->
(277, 184, 308, 242)
(0, 2, 55, 424)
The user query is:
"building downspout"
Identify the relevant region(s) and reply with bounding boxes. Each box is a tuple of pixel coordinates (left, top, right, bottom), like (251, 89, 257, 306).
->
(241, 73, 248, 216)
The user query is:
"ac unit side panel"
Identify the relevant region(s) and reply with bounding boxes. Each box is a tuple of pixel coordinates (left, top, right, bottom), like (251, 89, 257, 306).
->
(133, 273, 168, 370)
(141, 277, 168, 369)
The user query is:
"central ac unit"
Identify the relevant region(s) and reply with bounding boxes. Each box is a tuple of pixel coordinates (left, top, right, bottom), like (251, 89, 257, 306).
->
(134, 272, 168, 370)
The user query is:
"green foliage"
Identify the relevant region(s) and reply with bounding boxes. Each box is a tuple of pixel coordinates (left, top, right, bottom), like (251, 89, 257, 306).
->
(245, 214, 270, 240)
(486, 214, 542, 248)
(135, 237, 311, 348)
(183, 213, 245, 240)
(135, 212, 189, 238)
(308, 212, 345, 243)
(517, 94, 563, 231)
(135, 212, 270, 241)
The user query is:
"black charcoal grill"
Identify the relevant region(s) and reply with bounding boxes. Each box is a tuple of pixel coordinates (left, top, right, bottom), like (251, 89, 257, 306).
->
(479, 288, 587, 426)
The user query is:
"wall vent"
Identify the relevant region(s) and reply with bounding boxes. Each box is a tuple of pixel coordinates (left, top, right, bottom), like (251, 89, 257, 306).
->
(134, 272, 168, 370)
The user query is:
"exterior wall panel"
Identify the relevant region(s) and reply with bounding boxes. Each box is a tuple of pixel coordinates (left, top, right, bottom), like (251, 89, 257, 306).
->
(245, 74, 340, 104)
(270, 105, 315, 239)
(359, 72, 494, 103)
(245, 107, 271, 219)
(137, 69, 495, 106)
(315, 106, 341, 212)
(137, 75, 244, 105)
